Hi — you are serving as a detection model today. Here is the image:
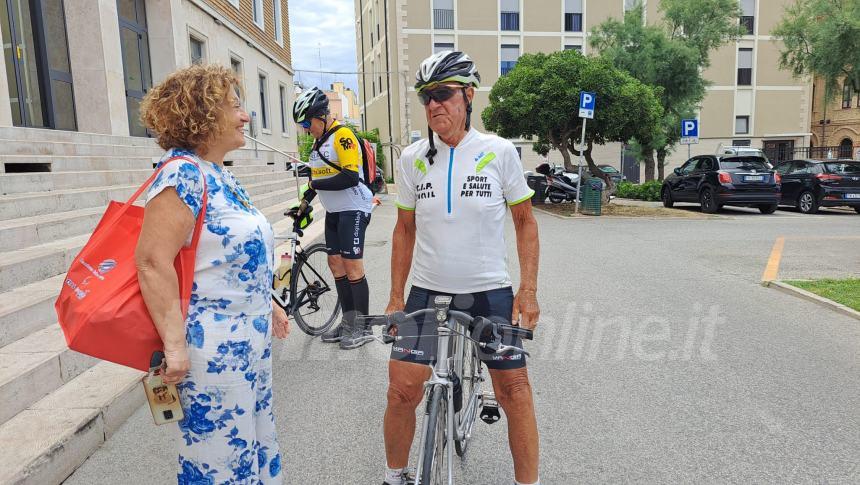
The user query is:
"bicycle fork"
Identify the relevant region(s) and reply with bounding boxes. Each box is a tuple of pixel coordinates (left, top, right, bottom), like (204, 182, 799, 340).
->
(415, 296, 456, 485)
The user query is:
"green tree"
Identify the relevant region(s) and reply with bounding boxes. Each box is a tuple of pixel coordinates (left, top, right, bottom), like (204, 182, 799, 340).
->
(482, 49, 663, 197)
(591, 4, 704, 180)
(661, 0, 743, 67)
(774, 0, 860, 100)
(590, 1, 740, 180)
(298, 133, 314, 162)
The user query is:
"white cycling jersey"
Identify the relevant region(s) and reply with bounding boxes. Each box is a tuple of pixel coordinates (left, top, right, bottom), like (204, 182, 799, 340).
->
(395, 129, 534, 294)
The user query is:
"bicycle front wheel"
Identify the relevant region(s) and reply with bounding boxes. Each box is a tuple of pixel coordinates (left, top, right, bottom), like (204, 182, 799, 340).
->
(419, 385, 449, 485)
(454, 336, 481, 457)
(290, 243, 340, 336)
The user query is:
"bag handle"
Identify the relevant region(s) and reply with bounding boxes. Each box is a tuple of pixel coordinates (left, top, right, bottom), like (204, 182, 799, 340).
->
(86, 155, 208, 251)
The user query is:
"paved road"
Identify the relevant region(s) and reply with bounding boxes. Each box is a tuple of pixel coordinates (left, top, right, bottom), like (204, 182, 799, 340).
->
(66, 199, 860, 484)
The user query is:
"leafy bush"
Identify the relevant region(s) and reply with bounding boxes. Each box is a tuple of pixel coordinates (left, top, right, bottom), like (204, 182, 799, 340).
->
(615, 180, 663, 201)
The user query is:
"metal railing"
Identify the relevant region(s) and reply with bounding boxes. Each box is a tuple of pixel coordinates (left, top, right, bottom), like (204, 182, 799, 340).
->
(243, 133, 308, 196)
(763, 145, 853, 162)
(433, 8, 454, 29)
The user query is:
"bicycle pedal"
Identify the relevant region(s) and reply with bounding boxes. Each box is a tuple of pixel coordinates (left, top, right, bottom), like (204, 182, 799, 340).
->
(480, 392, 501, 424)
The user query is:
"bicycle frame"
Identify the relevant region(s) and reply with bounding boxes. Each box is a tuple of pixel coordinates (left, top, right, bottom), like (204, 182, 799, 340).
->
(413, 298, 485, 485)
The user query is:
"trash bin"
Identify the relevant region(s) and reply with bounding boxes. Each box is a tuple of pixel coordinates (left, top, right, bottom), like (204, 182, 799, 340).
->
(526, 175, 547, 205)
(580, 177, 603, 215)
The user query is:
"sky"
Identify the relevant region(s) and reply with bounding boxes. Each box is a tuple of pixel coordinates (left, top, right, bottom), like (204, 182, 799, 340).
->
(289, 0, 360, 94)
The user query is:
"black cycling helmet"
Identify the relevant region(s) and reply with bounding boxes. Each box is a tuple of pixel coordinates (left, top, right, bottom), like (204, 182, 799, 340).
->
(415, 51, 481, 165)
(293, 87, 329, 123)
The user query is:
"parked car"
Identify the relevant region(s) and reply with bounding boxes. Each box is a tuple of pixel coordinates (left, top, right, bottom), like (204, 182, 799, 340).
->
(716, 145, 772, 166)
(597, 164, 625, 193)
(774, 159, 860, 214)
(661, 154, 781, 213)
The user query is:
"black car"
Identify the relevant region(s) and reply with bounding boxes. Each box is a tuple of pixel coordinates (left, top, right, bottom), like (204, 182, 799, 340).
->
(774, 159, 860, 214)
(661, 155, 780, 213)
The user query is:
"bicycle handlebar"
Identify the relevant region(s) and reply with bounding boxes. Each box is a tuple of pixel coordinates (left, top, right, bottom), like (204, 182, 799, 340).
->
(355, 309, 534, 356)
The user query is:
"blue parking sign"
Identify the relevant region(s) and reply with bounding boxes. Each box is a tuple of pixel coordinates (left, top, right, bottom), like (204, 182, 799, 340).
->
(680, 119, 699, 145)
(579, 91, 595, 119)
(681, 119, 698, 137)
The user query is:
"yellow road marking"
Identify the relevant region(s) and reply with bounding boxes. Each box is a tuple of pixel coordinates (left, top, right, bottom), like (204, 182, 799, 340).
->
(762, 236, 785, 282)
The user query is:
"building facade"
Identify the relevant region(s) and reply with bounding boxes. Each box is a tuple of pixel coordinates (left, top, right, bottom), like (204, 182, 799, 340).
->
(0, 0, 297, 154)
(809, 76, 860, 160)
(356, 0, 812, 177)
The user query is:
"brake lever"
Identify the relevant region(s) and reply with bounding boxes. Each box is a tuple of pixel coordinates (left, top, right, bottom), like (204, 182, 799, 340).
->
(493, 343, 530, 358)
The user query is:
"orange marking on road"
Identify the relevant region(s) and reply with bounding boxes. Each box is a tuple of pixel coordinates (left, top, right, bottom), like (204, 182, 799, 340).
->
(762, 236, 785, 282)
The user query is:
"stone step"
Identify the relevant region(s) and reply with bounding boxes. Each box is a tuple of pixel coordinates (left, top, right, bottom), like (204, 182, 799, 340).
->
(0, 234, 89, 293)
(1, 155, 156, 173)
(0, 360, 144, 485)
(0, 184, 139, 221)
(0, 170, 293, 250)
(0, 140, 163, 158)
(0, 180, 299, 290)
(0, 165, 282, 195)
(0, 206, 108, 252)
(0, 169, 297, 220)
(0, 324, 99, 426)
(0, 275, 63, 348)
(0, 196, 299, 348)
(0, 126, 159, 146)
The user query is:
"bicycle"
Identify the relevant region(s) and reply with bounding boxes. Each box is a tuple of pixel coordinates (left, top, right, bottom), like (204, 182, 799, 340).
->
(270, 205, 340, 336)
(360, 295, 533, 485)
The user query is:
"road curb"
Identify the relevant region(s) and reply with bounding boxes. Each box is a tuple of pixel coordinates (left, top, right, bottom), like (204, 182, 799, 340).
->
(532, 205, 722, 221)
(763, 280, 860, 322)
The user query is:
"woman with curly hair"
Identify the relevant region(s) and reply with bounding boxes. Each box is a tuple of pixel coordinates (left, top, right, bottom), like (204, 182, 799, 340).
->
(135, 63, 288, 484)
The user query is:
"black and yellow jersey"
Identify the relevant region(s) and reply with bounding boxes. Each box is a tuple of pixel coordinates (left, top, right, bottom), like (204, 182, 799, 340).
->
(308, 120, 373, 213)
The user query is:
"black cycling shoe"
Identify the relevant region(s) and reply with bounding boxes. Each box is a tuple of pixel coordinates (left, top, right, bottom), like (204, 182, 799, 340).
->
(320, 320, 345, 343)
(339, 320, 371, 350)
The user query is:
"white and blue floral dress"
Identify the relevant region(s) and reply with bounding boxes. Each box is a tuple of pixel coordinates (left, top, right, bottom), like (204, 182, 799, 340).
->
(146, 148, 282, 484)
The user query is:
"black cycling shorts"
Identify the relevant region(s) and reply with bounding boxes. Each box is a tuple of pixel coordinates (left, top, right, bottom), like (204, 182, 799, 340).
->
(389, 286, 526, 371)
(324, 210, 371, 259)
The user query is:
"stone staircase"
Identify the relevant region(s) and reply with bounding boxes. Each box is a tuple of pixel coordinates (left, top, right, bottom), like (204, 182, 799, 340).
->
(0, 127, 301, 484)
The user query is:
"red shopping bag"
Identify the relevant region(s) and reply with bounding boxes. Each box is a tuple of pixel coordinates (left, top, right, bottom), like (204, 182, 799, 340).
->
(55, 156, 207, 372)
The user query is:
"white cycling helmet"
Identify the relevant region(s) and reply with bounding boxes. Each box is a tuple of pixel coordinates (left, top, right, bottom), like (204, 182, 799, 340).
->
(416, 51, 481, 165)
(415, 51, 481, 92)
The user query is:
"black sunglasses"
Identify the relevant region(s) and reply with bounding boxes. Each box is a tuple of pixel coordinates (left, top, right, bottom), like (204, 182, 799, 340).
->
(418, 86, 465, 106)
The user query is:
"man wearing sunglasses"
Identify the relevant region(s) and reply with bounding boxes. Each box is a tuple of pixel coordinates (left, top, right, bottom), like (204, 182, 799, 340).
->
(292, 87, 373, 350)
(382, 51, 541, 485)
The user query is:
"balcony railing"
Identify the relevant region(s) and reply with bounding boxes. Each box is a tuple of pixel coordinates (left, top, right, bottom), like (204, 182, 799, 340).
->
(433, 8, 454, 29)
(501, 11, 519, 31)
(740, 16, 754, 35)
(737, 68, 752, 86)
(564, 13, 582, 32)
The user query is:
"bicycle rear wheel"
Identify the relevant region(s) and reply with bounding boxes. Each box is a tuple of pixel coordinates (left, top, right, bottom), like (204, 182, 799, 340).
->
(454, 336, 481, 457)
(419, 385, 448, 485)
(290, 243, 340, 335)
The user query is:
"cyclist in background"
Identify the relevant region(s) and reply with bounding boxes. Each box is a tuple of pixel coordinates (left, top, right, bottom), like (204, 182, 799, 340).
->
(292, 87, 373, 350)
(382, 52, 541, 485)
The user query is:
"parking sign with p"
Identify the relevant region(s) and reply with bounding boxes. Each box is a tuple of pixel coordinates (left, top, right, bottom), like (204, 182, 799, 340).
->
(579, 91, 595, 119)
(680, 119, 699, 145)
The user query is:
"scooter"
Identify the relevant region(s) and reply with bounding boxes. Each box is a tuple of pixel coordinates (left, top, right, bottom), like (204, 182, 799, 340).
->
(535, 163, 578, 203)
